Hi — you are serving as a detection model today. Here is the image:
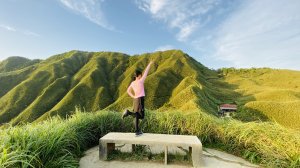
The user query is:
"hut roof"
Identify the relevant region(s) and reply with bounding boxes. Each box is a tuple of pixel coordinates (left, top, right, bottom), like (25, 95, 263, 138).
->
(220, 104, 237, 110)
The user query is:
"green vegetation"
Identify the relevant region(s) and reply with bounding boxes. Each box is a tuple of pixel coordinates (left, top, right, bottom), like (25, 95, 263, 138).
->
(1, 110, 299, 167)
(1, 50, 299, 130)
(0, 56, 40, 73)
(0, 50, 300, 167)
(220, 68, 300, 129)
(0, 110, 128, 167)
(1, 50, 229, 125)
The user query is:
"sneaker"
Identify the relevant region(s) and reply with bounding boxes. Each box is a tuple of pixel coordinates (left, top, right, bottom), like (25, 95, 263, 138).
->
(122, 110, 129, 119)
(135, 131, 143, 137)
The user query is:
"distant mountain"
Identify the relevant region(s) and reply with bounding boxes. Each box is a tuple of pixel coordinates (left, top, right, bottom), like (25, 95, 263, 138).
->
(0, 56, 40, 73)
(0, 50, 299, 130)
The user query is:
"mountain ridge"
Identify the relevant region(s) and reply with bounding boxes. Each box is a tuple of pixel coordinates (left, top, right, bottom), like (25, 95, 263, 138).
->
(0, 50, 299, 130)
(1, 50, 219, 124)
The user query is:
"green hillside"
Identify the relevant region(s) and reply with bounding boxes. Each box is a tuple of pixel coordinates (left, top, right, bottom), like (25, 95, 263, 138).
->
(0, 50, 300, 130)
(1, 50, 300, 167)
(220, 68, 300, 129)
(0, 56, 40, 73)
(0, 50, 219, 125)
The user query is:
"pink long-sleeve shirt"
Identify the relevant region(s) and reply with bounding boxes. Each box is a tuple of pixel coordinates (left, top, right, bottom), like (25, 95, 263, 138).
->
(127, 62, 152, 98)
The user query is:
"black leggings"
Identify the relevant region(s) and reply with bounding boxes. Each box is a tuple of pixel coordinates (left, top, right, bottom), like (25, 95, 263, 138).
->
(127, 97, 144, 132)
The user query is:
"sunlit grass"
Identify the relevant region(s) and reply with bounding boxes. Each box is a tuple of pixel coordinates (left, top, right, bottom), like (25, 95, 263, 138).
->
(245, 101, 300, 130)
(221, 68, 300, 130)
(1, 110, 299, 167)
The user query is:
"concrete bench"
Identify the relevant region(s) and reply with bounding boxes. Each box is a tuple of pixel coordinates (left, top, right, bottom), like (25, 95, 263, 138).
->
(99, 132, 203, 167)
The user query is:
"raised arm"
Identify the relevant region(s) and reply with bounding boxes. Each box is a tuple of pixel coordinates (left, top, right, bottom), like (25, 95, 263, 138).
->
(141, 61, 153, 82)
(127, 83, 135, 98)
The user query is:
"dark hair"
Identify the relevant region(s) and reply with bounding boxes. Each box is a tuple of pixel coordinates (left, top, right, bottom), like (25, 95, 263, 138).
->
(133, 69, 142, 81)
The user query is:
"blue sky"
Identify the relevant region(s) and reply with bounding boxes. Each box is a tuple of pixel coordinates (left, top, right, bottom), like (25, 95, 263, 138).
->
(0, 0, 300, 70)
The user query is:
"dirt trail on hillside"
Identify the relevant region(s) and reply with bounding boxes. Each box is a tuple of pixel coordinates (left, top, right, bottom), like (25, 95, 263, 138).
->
(80, 145, 259, 168)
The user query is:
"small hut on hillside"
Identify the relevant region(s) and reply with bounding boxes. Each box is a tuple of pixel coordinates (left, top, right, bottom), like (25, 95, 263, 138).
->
(218, 104, 237, 117)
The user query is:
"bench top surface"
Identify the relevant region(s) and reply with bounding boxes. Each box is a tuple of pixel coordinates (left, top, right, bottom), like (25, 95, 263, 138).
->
(100, 132, 201, 146)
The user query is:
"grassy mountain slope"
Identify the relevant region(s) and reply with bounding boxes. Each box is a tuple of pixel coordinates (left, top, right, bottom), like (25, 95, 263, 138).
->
(220, 68, 300, 129)
(1, 51, 300, 168)
(0, 51, 300, 131)
(0, 56, 40, 73)
(1, 50, 233, 125)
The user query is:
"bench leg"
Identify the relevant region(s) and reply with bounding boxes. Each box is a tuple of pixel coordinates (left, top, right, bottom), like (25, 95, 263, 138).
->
(132, 144, 136, 152)
(165, 146, 168, 165)
(99, 141, 115, 160)
(191, 145, 202, 168)
(99, 141, 107, 160)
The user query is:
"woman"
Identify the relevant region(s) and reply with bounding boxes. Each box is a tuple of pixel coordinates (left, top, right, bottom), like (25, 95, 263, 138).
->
(122, 61, 153, 136)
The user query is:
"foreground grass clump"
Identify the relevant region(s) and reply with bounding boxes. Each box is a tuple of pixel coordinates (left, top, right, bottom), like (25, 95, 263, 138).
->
(1, 110, 300, 167)
(0, 111, 132, 167)
(143, 111, 300, 167)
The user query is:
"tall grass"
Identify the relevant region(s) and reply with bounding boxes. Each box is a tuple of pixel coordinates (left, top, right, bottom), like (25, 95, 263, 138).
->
(143, 110, 300, 167)
(1, 110, 299, 167)
(0, 111, 131, 167)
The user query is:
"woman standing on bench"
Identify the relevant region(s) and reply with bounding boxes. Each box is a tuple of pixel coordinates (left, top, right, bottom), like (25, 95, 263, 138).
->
(122, 60, 153, 136)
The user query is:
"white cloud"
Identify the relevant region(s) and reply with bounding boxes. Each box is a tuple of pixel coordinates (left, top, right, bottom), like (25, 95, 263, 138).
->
(176, 21, 199, 41)
(0, 24, 16, 32)
(155, 45, 174, 51)
(0, 24, 40, 37)
(136, 0, 221, 41)
(59, 0, 115, 31)
(136, 0, 167, 14)
(148, 0, 167, 14)
(24, 31, 41, 37)
(136, 0, 300, 70)
(213, 0, 300, 70)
